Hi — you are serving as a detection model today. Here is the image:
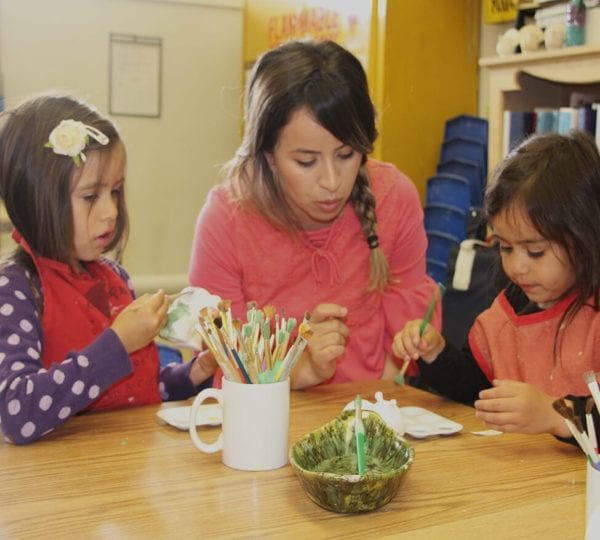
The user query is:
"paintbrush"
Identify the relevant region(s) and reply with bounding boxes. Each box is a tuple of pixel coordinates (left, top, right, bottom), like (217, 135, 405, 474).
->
(584, 371, 600, 413)
(355, 395, 366, 475)
(196, 318, 240, 382)
(586, 398, 598, 453)
(419, 281, 446, 336)
(167, 287, 194, 303)
(553, 398, 600, 464)
(397, 282, 446, 384)
(275, 324, 313, 381)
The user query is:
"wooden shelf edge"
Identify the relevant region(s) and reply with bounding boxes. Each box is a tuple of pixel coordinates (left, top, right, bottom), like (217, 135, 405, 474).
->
(479, 44, 600, 68)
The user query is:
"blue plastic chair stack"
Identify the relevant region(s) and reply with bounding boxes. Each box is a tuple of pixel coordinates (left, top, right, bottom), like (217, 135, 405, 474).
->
(440, 115, 488, 204)
(437, 158, 483, 208)
(440, 137, 487, 193)
(424, 115, 488, 283)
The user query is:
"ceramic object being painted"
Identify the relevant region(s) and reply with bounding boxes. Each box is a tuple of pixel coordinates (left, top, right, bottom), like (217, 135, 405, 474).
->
(289, 410, 413, 513)
(343, 391, 405, 435)
(159, 287, 221, 349)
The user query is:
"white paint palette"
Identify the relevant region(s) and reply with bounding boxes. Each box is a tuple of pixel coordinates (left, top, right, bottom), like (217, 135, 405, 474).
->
(399, 406, 463, 438)
(156, 404, 222, 431)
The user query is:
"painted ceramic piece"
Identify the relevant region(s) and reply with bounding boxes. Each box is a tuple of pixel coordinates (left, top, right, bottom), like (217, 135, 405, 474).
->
(343, 391, 405, 435)
(289, 410, 414, 513)
(545, 22, 566, 50)
(519, 24, 544, 53)
(159, 287, 221, 349)
(496, 27, 519, 56)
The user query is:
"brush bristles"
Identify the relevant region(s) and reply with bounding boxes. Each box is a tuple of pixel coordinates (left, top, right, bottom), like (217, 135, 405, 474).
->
(587, 398, 596, 415)
(197, 298, 313, 383)
(584, 370, 598, 385)
(552, 398, 571, 419)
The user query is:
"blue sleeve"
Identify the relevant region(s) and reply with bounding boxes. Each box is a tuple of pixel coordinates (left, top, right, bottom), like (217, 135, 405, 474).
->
(160, 359, 213, 401)
(417, 343, 491, 405)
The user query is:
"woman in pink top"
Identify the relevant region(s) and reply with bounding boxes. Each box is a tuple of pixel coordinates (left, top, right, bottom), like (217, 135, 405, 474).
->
(189, 39, 439, 389)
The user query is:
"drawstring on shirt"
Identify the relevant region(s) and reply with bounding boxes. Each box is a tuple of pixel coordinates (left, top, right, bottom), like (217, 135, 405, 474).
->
(310, 249, 341, 285)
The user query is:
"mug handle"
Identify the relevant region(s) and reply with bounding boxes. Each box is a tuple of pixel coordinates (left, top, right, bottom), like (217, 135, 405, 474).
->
(189, 388, 223, 453)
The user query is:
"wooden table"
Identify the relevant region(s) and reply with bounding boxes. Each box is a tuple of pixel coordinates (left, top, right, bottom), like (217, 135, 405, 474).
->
(0, 380, 586, 539)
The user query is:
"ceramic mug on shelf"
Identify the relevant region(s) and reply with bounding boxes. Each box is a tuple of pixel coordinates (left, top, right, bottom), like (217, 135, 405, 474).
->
(189, 377, 290, 471)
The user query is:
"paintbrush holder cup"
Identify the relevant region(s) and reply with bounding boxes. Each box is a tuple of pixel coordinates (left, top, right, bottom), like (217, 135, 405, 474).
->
(587, 462, 600, 538)
(189, 377, 290, 471)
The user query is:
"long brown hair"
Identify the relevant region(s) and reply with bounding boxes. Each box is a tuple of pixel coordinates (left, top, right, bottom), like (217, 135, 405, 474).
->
(0, 93, 128, 267)
(226, 39, 390, 291)
(485, 130, 600, 356)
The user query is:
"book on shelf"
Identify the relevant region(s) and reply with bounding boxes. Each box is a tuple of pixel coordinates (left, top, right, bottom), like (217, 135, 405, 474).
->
(576, 105, 597, 135)
(558, 107, 577, 133)
(535, 107, 559, 134)
(504, 104, 599, 153)
(503, 110, 536, 156)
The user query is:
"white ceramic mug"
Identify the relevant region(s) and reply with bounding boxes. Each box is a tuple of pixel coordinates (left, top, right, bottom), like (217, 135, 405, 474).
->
(189, 377, 290, 471)
(587, 462, 600, 539)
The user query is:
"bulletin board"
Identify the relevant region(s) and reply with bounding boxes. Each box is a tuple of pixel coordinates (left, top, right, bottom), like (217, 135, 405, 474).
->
(109, 33, 162, 118)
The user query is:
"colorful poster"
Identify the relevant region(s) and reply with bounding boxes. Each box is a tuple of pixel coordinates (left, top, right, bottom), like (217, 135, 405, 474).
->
(244, 0, 372, 71)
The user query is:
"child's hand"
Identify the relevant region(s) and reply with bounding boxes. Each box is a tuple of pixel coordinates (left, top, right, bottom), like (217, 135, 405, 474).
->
(292, 303, 348, 387)
(189, 349, 218, 386)
(111, 290, 169, 353)
(392, 320, 445, 364)
(474, 379, 569, 436)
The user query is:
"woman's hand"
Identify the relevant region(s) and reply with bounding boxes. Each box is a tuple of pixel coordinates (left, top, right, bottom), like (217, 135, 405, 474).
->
(392, 320, 445, 364)
(291, 303, 348, 389)
(474, 379, 570, 436)
(111, 290, 169, 353)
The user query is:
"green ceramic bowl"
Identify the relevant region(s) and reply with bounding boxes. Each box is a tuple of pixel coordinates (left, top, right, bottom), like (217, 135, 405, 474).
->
(289, 410, 414, 513)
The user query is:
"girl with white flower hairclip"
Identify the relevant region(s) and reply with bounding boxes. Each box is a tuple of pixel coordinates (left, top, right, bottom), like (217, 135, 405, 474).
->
(0, 93, 216, 444)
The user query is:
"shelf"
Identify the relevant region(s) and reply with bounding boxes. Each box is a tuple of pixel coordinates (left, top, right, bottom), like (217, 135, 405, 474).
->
(479, 44, 600, 72)
(479, 44, 600, 171)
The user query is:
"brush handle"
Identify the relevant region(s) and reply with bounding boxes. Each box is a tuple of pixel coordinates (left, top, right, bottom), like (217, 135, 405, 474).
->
(355, 395, 366, 475)
(587, 413, 598, 453)
(418, 282, 446, 336)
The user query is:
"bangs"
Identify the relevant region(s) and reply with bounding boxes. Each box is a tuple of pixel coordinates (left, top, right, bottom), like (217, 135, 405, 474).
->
(307, 79, 374, 153)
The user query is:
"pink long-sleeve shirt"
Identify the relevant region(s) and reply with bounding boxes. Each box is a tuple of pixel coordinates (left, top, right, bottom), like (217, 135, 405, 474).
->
(189, 159, 440, 382)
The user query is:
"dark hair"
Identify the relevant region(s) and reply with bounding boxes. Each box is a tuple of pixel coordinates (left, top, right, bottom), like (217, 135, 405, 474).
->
(0, 93, 128, 266)
(485, 130, 600, 346)
(227, 39, 390, 291)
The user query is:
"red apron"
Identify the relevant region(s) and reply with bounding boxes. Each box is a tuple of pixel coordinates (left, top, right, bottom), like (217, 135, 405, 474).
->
(13, 231, 161, 410)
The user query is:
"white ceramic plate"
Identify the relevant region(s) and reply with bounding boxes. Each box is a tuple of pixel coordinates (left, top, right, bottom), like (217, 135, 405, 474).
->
(398, 406, 463, 438)
(156, 404, 222, 431)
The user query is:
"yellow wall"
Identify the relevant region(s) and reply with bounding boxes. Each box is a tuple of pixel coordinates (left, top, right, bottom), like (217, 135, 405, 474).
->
(376, 1, 481, 201)
(243, 0, 481, 203)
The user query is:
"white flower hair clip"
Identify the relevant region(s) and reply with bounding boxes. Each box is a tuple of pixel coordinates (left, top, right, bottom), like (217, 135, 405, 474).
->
(44, 119, 109, 167)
